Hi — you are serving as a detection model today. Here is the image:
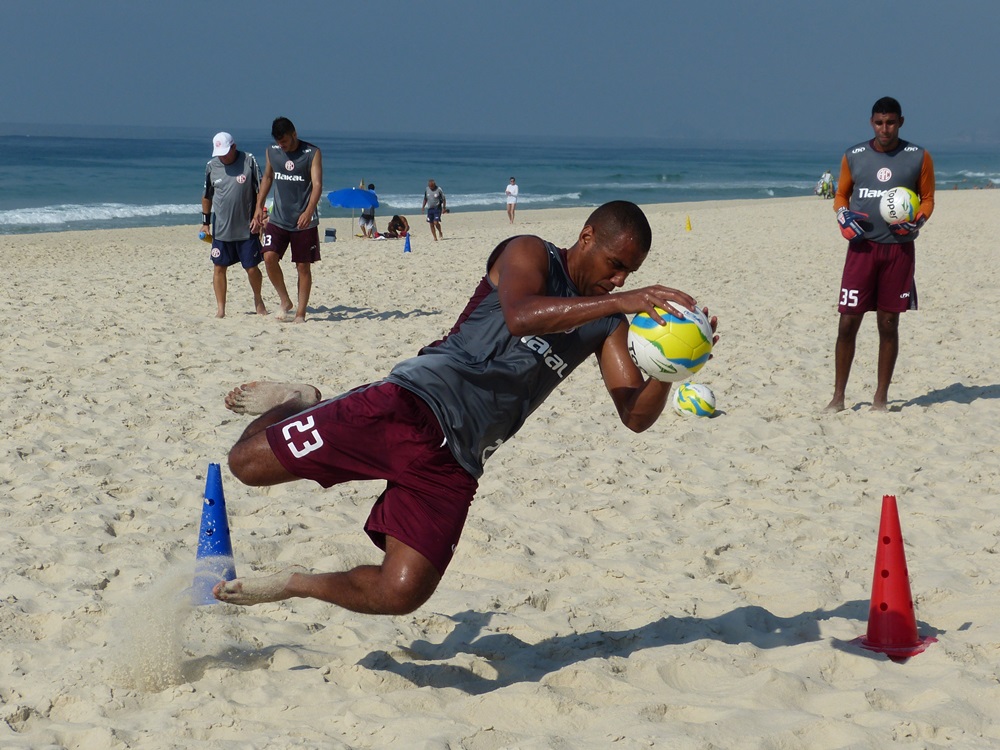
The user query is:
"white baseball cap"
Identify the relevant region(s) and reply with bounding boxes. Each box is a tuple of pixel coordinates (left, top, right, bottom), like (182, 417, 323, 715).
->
(211, 132, 235, 157)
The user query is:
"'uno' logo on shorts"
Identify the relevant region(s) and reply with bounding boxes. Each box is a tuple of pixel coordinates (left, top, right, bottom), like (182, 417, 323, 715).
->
(281, 415, 324, 458)
(877, 168, 892, 182)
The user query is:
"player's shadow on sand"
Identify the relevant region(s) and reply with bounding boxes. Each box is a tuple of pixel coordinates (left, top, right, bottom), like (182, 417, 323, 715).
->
(357, 602, 943, 694)
(305, 304, 441, 323)
(902, 382, 1000, 408)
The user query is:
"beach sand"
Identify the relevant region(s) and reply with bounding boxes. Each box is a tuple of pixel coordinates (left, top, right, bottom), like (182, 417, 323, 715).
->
(3, 192, 1000, 749)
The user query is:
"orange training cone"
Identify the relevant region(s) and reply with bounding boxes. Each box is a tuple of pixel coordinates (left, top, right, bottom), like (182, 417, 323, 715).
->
(191, 462, 237, 605)
(854, 495, 935, 659)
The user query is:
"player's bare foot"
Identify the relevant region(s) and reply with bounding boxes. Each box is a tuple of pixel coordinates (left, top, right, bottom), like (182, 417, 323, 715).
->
(292, 315, 306, 324)
(213, 566, 307, 606)
(824, 398, 846, 412)
(255, 301, 268, 316)
(225, 381, 321, 415)
(216, 310, 226, 319)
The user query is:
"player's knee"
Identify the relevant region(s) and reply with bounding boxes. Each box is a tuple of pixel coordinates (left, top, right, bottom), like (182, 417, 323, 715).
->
(380, 574, 438, 615)
(227, 444, 254, 485)
(227, 440, 270, 486)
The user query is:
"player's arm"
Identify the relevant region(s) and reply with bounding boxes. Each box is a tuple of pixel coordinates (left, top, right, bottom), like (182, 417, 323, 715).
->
(917, 151, 935, 219)
(492, 236, 697, 336)
(888, 151, 936, 236)
(833, 154, 869, 240)
(254, 152, 275, 224)
(833, 155, 854, 213)
(248, 156, 263, 233)
(201, 170, 213, 231)
(299, 148, 323, 230)
(596, 321, 672, 432)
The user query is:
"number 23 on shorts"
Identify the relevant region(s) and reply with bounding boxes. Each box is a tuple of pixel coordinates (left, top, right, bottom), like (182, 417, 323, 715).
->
(281, 416, 324, 458)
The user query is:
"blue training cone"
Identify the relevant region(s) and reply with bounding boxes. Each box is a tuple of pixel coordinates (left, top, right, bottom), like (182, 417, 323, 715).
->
(403, 233, 411, 253)
(191, 462, 236, 605)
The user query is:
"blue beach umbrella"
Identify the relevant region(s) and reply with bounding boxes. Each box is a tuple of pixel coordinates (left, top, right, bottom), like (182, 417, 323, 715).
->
(327, 187, 379, 210)
(328, 188, 379, 239)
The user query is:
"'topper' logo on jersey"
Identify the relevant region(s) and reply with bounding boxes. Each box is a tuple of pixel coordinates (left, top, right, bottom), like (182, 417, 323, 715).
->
(877, 168, 892, 182)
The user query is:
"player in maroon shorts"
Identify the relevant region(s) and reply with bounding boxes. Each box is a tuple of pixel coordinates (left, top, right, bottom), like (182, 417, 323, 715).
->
(212, 202, 718, 615)
(827, 96, 935, 412)
(254, 117, 323, 324)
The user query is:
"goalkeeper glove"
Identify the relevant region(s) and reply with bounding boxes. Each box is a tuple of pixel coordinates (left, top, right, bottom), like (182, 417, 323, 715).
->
(837, 208, 869, 241)
(887, 212, 926, 237)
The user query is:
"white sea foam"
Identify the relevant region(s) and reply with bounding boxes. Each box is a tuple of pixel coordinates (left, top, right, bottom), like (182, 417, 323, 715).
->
(0, 202, 197, 227)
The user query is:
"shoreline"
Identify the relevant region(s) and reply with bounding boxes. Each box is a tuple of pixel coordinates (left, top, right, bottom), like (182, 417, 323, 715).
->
(7, 185, 990, 237)
(5, 182, 996, 238)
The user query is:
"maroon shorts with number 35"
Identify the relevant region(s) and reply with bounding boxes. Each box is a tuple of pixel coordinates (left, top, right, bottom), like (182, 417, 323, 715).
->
(837, 239, 917, 314)
(265, 381, 478, 575)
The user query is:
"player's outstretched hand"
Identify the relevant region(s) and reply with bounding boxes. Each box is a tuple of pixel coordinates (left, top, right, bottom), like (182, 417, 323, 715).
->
(887, 212, 926, 237)
(620, 286, 698, 324)
(700, 306, 720, 358)
(837, 208, 869, 241)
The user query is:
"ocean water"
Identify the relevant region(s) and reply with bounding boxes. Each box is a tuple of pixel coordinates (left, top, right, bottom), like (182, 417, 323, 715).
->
(2, 130, 997, 235)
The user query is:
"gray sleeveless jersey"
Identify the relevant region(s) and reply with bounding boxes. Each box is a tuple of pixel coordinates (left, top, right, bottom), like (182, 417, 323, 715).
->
(387, 239, 625, 478)
(846, 139, 926, 243)
(203, 151, 260, 242)
(267, 141, 319, 231)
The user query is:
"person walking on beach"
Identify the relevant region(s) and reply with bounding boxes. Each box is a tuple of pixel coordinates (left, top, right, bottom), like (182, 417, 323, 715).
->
(201, 132, 267, 318)
(505, 176, 519, 223)
(253, 117, 323, 324)
(421, 179, 446, 241)
(213, 201, 717, 613)
(827, 96, 935, 412)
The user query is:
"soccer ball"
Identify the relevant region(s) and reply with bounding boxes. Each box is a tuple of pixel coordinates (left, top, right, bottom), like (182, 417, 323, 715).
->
(627, 305, 713, 383)
(879, 187, 920, 224)
(672, 382, 716, 417)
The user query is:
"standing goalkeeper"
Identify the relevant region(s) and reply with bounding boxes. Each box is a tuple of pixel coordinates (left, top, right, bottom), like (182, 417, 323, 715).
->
(827, 96, 935, 412)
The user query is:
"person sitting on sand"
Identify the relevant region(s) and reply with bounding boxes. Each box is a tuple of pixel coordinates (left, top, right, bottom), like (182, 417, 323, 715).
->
(213, 201, 718, 614)
(383, 214, 409, 238)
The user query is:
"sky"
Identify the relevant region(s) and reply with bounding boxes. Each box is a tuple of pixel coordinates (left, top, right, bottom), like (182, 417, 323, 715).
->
(3, 1, 999, 146)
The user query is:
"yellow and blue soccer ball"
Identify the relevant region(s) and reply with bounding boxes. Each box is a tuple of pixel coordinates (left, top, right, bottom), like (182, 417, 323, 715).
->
(879, 187, 920, 224)
(672, 382, 716, 417)
(627, 306, 713, 383)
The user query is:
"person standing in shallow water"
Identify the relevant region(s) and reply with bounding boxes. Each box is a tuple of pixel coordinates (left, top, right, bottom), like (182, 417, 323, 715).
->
(213, 201, 718, 615)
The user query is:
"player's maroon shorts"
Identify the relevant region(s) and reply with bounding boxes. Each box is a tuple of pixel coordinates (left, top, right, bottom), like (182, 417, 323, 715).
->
(265, 381, 478, 575)
(261, 222, 321, 264)
(837, 239, 917, 314)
